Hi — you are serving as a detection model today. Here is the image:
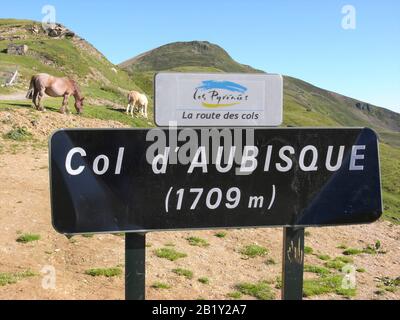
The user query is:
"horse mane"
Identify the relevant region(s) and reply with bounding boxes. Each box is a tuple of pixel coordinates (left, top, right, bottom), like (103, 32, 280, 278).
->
(70, 79, 83, 99)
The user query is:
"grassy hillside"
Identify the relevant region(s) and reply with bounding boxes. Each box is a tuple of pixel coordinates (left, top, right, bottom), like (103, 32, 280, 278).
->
(283, 77, 400, 139)
(0, 19, 151, 126)
(380, 144, 400, 224)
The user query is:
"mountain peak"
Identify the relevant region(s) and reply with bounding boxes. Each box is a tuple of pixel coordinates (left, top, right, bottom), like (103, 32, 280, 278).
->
(119, 40, 262, 73)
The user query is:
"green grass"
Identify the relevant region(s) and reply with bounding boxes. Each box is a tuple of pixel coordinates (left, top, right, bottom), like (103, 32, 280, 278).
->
(83, 103, 151, 127)
(172, 268, 193, 279)
(4, 126, 32, 141)
(356, 268, 366, 273)
(303, 275, 356, 298)
(240, 244, 268, 258)
(215, 232, 227, 238)
(362, 246, 377, 255)
(227, 291, 243, 299)
(324, 261, 344, 270)
(304, 246, 314, 254)
(154, 248, 187, 261)
(151, 282, 171, 289)
(304, 264, 331, 276)
(235, 281, 275, 300)
(85, 267, 122, 277)
(275, 277, 282, 290)
(379, 132, 400, 148)
(186, 236, 209, 247)
(265, 258, 276, 265)
(165, 242, 175, 247)
(0, 270, 36, 286)
(198, 277, 210, 285)
(16, 233, 40, 243)
(374, 289, 386, 296)
(380, 144, 400, 223)
(376, 276, 400, 293)
(343, 244, 384, 256)
(317, 254, 331, 261)
(324, 256, 354, 271)
(0, 99, 152, 129)
(342, 248, 364, 256)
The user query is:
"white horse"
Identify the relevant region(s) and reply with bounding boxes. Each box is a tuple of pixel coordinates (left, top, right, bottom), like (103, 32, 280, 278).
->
(126, 91, 148, 119)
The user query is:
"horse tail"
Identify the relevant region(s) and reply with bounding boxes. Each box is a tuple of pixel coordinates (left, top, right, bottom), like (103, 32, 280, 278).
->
(26, 76, 35, 99)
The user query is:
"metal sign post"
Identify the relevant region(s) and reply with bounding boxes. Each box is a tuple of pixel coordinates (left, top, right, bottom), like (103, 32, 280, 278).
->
(125, 233, 146, 300)
(281, 227, 305, 300)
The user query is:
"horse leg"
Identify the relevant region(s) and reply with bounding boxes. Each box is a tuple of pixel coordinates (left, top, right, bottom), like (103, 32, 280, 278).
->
(32, 90, 39, 110)
(60, 95, 69, 114)
(37, 89, 46, 111)
(131, 102, 136, 118)
(126, 103, 131, 115)
(65, 95, 71, 114)
(144, 103, 148, 119)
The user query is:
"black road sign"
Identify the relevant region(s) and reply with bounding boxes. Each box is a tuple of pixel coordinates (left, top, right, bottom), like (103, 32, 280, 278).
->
(50, 128, 382, 235)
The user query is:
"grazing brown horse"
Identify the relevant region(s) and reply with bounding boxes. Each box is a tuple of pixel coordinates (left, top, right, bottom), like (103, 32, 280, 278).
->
(26, 73, 84, 114)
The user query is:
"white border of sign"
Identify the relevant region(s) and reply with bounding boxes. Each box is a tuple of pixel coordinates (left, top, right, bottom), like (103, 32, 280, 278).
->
(154, 72, 283, 127)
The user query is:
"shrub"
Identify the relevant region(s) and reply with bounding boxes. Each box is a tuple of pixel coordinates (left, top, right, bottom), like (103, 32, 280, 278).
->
(303, 275, 356, 298)
(198, 277, 209, 284)
(235, 281, 275, 300)
(85, 267, 122, 277)
(186, 237, 209, 247)
(172, 268, 193, 279)
(240, 244, 268, 258)
(304, 246, 313, 254)
(304, 264, 331, 276)
(215, 232, 227, 238)
(4, 127, 32, 141)
(154, 248, 187, 261)
(151, 282, 171, 289)
(16, 233, 40, 243)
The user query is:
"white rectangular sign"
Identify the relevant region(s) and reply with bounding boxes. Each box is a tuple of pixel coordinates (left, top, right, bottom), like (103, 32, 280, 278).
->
(154, 72, 283, 127)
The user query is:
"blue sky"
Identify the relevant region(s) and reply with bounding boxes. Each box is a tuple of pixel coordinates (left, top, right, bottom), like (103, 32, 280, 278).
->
(2, 1, 399, 112)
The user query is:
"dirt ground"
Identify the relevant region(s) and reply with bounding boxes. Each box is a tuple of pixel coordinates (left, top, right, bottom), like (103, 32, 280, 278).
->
(0, 93, 27, 101)
(0, 108, 399, 300)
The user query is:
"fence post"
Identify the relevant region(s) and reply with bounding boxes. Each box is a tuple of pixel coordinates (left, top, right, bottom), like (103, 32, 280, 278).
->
(281, 227, 305, 300)
(125, 233, 146, 300)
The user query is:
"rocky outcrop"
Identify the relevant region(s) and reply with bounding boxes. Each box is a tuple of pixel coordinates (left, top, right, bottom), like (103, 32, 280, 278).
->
(45, 24, 75, 38)
(28, 23, 75, 39)
(356, 102, 371, 112)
